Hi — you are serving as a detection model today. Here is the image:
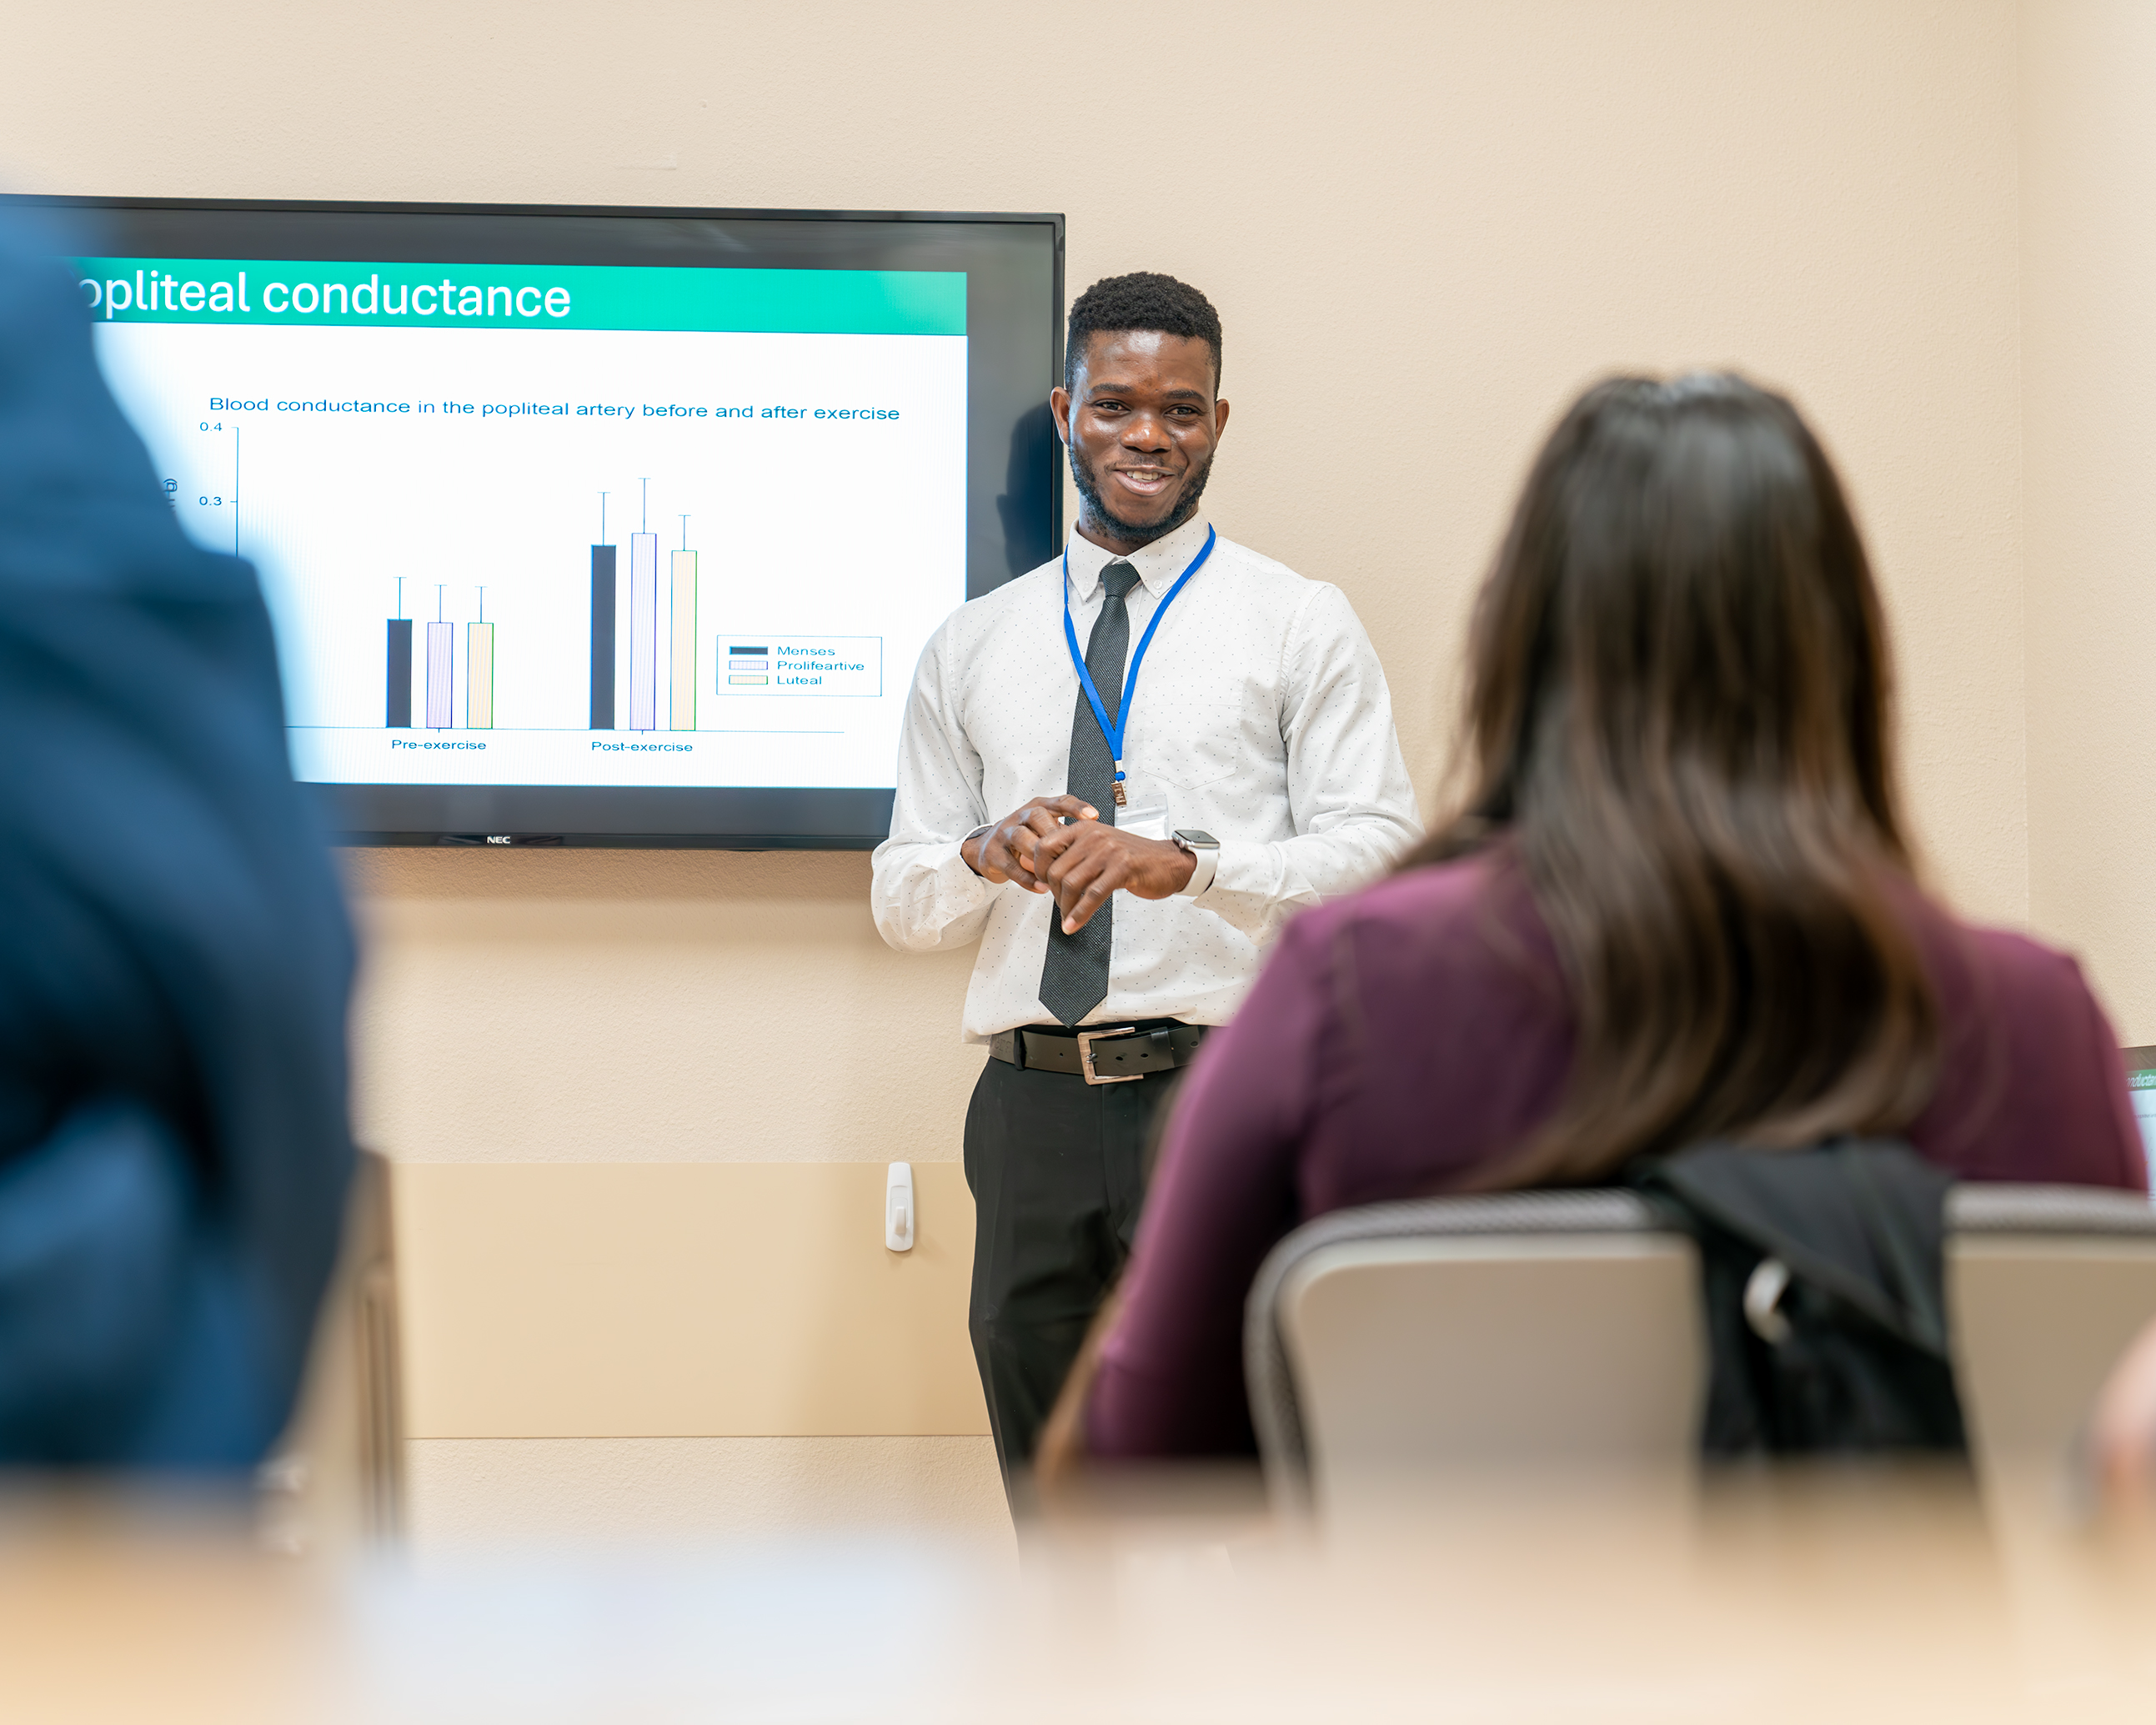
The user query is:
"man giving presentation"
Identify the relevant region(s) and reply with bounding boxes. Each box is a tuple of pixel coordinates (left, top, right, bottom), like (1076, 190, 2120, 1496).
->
(871, 273, 1420, 1473)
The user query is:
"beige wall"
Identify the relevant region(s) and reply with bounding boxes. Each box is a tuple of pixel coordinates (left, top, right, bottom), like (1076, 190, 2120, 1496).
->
(2022, 1, 2156, 1042)
(7, 0, 2060, 1541)
(397, 1161, 983, 1437)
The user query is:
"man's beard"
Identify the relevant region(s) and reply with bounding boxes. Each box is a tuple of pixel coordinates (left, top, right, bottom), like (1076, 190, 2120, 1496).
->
(1069, 439, 1214, 548)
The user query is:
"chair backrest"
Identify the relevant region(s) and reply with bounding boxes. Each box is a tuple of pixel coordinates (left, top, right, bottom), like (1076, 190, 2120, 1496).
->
(1244, 1191, 1703, 1508)
(1247, 1181, 2156, 1513)
(259, 1147, 405, 1552)
(1946, 1184, 2156, 1486)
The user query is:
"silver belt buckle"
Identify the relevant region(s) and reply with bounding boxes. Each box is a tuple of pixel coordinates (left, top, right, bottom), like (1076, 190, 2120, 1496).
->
(1075, 1025, 1145, 1086)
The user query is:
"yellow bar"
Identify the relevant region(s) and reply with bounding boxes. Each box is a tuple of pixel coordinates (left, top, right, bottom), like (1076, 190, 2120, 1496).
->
(465, 621, 494, 729)
(669, 549, 698, 730)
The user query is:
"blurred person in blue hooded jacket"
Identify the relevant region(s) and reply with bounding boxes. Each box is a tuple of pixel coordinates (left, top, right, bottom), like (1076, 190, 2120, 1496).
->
(0, 211, 353, 1466)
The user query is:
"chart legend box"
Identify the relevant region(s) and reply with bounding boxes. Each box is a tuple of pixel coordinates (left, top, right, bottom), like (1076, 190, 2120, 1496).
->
(714, 635, 882, 697)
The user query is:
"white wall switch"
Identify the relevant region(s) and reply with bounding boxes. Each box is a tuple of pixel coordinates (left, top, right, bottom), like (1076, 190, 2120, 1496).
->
(885, 1161, 915, 1252)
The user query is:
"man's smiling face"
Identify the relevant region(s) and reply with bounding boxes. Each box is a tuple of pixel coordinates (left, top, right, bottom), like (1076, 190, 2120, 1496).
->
(1051, 330, 1229, 553)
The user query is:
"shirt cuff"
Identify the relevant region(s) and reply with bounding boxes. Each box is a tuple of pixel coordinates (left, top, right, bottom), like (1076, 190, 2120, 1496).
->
(959, 822, 995, 875)
(1201, 838, 1275, 902)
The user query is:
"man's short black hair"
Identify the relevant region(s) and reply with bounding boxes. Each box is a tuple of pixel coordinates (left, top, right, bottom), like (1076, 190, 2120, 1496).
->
(1064, 272, 1222, 394)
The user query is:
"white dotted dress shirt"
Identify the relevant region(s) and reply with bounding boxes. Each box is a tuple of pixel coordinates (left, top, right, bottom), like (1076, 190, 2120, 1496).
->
(870, 512, 1423, 1041)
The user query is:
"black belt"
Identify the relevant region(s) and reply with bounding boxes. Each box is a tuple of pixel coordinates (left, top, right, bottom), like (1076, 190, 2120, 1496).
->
(988, 1018, 1208, 1085)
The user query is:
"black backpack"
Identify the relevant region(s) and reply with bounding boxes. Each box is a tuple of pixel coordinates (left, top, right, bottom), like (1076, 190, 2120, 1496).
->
(1628, 1139, 1967, 1456)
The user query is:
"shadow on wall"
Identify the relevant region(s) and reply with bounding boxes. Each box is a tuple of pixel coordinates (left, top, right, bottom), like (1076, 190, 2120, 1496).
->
(996, 399, 1060, 584)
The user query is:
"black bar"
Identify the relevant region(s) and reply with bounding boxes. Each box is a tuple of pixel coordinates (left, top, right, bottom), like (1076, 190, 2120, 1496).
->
(590, 544, 616, 730)
(385, 618, 413, 728)
(318, 783, 896, 848)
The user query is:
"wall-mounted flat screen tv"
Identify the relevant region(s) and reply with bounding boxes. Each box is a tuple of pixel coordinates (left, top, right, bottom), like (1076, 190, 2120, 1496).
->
(7, 197, 1064, 847)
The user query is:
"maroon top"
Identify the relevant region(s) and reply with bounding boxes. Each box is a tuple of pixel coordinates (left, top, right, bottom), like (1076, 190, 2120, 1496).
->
(1087, 852, 2149, 1457)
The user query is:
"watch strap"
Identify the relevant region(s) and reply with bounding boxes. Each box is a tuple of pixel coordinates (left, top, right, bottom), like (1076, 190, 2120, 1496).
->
(1172, 830, 1220, 898)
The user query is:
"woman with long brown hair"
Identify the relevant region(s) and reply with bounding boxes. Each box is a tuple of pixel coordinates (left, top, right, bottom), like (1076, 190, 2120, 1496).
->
(1075, 374, 2145, 1457)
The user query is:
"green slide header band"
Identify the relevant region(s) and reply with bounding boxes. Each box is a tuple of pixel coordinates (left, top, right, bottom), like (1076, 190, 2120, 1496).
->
(72, 258, 967, 336)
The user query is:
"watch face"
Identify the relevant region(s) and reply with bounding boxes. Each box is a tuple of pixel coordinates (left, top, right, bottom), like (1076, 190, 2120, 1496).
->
(1175, 830, 1219, 846)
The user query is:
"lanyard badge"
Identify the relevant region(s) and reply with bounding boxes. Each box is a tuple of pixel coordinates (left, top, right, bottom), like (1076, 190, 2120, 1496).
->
(1060, 524, 1217, 806)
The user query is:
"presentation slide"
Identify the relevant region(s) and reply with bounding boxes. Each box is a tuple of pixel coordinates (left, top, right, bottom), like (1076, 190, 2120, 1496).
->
(80, 257, 969, 790)
(2130, 1063, 2156, 1169)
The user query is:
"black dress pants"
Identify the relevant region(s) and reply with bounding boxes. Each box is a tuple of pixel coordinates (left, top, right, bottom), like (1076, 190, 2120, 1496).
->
(962, 1054, 1177, 1475)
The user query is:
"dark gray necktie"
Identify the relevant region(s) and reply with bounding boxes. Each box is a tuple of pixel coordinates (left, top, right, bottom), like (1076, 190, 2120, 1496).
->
(1038, 560, 1141, 1026)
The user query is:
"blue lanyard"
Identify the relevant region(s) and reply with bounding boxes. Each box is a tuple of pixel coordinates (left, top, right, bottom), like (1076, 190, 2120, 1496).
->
(1060, 524, 1216, 789)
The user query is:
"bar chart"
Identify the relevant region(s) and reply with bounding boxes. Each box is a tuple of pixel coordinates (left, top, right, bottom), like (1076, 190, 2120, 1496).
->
(628, 527, 659, 730)
(385, 617, 413, 727)
(670, 519, 698, 732)
(589, 540, 616, 730)
(374, 484, 714, 736)
(425, 594, 454, 730)
(467, 590, 494, 730)
(587, 484, 705, 734)
(384, 582, 503, 732)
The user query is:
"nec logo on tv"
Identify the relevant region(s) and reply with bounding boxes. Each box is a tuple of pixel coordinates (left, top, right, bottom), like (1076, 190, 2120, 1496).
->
(486, 835, 512, 845)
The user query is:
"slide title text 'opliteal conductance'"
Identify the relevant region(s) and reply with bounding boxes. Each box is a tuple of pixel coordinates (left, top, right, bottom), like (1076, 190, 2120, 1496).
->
(73, 258, 967, 337)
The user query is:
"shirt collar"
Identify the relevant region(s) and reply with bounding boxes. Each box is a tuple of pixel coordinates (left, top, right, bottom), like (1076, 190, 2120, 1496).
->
(1063, 511, 1215, 600)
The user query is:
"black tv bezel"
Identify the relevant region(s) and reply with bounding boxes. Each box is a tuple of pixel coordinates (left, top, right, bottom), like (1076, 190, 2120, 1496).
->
(9, 194, 1066, 850)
